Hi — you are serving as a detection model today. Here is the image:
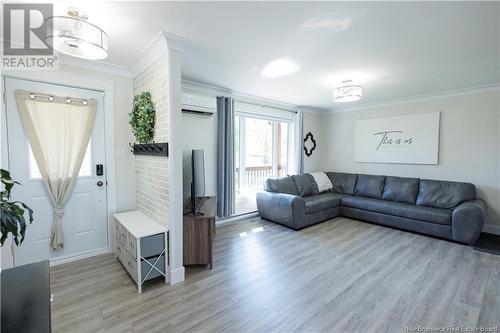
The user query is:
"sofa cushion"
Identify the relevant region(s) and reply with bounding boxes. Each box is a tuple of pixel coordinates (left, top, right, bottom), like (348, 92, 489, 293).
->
(354, 174, 386, 199)
(304, 193, 344, 214)
(292, 174, 319, 197)
(326, 172, 358, 195)
(264, 176, 298, 195)
(382, 176, 420, 204)
(416, 179, 476, 209)
(341, 196, 452, 225)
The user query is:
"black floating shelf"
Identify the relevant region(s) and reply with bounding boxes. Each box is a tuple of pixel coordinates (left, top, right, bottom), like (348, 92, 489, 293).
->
(129, 142, 168, 156)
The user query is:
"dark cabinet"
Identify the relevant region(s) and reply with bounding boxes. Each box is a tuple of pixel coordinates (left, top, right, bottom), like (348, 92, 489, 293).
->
(183, 196, 216, 268)
(1, 261, 51, 333)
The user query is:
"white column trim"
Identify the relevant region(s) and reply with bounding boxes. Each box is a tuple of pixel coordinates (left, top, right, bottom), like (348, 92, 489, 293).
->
(164, 34, 185, 284)
(103, 88, 117, 253)
(129, 32, 168, 78)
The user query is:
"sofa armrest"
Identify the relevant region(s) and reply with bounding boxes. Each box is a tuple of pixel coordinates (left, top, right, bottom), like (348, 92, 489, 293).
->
(256, 191, 305, 229)
(451, 199, 486, 244)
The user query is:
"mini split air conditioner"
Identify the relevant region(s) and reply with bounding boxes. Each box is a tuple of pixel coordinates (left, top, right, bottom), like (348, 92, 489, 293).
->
(181, 92, 216, 116)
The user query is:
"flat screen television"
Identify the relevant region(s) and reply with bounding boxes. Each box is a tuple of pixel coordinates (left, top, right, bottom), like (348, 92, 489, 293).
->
(191, 149, 206, 215)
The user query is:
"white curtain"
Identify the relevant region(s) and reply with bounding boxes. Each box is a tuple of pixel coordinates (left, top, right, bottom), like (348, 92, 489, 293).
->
(15, 90, 97, 250)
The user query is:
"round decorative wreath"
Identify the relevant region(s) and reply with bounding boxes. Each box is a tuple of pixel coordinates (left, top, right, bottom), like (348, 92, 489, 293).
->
(304, 131, 317, 157)
(129, 91, 156, 143)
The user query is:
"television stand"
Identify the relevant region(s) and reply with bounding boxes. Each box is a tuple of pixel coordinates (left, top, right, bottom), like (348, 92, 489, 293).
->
(183, 196, 216, 268)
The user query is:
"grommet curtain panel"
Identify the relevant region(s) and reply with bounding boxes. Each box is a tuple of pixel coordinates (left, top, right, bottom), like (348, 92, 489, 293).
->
(216, 96, 235, 218)
(15, 90, 97, 250)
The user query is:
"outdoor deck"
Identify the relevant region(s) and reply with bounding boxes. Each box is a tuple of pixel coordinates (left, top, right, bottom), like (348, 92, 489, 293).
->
(234, 166, 279, 215)
(235, 189, 258, 214)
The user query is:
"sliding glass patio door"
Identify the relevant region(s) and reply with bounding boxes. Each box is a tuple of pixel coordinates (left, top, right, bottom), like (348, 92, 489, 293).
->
(234, 114, 291, 214)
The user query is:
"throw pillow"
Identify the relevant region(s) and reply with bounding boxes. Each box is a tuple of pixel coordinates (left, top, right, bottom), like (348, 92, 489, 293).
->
(310, 172, 333, 193)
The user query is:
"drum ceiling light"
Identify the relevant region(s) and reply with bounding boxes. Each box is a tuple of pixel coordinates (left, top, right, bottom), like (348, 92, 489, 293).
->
(45, 8, 108, 60)
(333, 80, 363, 102)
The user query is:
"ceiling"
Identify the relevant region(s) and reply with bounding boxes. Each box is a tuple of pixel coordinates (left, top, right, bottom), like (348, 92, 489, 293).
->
(56, 1, 499, 111)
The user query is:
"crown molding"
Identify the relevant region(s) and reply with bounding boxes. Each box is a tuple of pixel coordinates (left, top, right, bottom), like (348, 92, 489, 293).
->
(182, 79, 233, 97)
(330, 83, 500, 113)
(0, 39, 132, 78)
(58, 54, 132, 78)
(129, 32, 168, 78)
(163, 31, 192, 53)
(298, 106, 330, 115)
(182, 79, 298, 112)
(182, 79, 330, 114)
(128, 31, 191, 78)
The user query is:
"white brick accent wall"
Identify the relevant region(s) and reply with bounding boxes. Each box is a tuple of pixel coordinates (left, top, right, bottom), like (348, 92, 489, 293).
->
(133, 56, 169, 227)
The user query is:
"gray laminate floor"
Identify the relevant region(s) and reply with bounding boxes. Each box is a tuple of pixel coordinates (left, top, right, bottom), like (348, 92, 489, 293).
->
(51, 217, 500, 333)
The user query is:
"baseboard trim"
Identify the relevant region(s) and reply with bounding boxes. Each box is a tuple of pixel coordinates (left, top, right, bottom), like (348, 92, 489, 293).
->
(169, 266, 185, 284)
(216, 212, 259, 226)
(483, 224, 500, 236)
(50, 247, 112, 266)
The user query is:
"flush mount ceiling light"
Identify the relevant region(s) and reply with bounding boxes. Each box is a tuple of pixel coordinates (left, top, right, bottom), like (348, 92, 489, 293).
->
(261, 58, 300, 78)
(45, 8, 108, 60)
(333, 80, 362, 102)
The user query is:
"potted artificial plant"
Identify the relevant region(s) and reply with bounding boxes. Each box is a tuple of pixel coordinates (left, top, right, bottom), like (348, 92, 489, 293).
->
(0, 169, 33, 247)
(129, 91, 156, 143)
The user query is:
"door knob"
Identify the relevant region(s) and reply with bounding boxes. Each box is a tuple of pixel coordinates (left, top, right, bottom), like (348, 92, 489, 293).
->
(97, 181, 104, 187)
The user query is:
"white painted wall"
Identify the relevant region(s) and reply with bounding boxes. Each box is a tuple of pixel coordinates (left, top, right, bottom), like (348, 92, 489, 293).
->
(1, 88, 11, 269)
(181, 111, 218, 198)
(319, 90, 500, 229)
(59, 64, 136, 213)
(303, 111, 326, 173)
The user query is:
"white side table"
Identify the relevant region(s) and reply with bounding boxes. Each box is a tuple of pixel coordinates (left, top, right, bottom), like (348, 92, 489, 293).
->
(114, 210, 169, 293)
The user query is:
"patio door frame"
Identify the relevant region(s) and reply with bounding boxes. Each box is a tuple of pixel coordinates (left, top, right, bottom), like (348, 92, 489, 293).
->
(234, 108, 295, 214)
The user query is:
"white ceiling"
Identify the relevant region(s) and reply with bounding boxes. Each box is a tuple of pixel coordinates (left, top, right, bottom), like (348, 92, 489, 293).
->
(57, 1, 499, 111)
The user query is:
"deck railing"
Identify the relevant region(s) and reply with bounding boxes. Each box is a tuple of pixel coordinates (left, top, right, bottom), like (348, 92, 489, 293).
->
(235, 166, 285, 191)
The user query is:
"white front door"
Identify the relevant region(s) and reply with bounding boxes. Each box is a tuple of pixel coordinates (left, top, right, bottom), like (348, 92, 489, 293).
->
(5, 77, 108, 265)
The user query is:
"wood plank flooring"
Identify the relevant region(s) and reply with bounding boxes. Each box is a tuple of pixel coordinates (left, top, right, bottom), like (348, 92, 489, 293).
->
(51, 217, 500, 333)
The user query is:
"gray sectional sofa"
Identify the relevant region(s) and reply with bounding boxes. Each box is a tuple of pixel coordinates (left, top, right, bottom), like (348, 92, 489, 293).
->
(256, 172, 486, 245)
